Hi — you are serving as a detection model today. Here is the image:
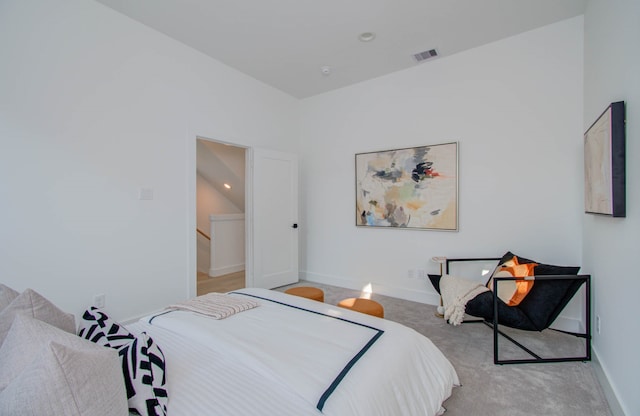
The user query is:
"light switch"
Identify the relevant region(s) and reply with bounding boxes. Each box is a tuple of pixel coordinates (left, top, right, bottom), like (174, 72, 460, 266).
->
(139, 188, 154, 200)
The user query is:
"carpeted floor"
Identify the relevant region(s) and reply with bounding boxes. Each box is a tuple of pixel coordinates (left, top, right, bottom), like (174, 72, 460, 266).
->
(277, 281, 612, 416)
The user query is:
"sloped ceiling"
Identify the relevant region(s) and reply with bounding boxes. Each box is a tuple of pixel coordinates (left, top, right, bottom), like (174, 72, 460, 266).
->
(196, 140, 245, 211)
(97, 0, 587, 98)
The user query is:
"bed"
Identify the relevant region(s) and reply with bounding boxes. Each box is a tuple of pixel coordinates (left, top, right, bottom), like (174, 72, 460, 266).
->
(0, 284, 458, 416)
(127, 288, 459, 416)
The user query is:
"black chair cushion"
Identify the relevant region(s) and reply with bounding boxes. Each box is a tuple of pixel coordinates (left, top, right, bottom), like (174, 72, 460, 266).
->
(517, 269, 582, 330)
(428, 252, 582, 331)
(429, 274, 537, 330)
(466, 291, 537, 330)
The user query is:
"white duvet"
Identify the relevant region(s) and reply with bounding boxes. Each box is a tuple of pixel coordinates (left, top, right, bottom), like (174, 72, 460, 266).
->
(127, 288, 458, 416)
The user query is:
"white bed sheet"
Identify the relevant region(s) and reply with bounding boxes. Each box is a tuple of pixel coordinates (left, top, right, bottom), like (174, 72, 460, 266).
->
(127, 288, 458, 416)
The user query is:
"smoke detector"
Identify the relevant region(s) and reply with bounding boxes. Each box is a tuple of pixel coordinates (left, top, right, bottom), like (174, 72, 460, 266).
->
(320, 65, 332, 76)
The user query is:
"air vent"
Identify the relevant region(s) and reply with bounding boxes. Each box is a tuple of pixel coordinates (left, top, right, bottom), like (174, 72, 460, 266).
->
(412, 48, 439, 63)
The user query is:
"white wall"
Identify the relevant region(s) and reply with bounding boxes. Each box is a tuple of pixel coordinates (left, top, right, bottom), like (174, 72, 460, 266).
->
(196, 174, 242, 230)
(0, 0, 298, 322)
(197, 234, 211, 274)
(196, 174, 241, 273)
(583, 1, 640, 414)
(209, 214, 245, 277)
(299, 18, 585, 319)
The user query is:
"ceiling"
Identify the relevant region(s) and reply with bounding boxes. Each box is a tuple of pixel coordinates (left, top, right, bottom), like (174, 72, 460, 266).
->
(196, 140, 245, 211)
(97, 0, 586, 99)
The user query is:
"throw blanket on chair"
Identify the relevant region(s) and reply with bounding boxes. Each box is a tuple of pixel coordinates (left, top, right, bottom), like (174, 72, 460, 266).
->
(440, 274, 489, 326)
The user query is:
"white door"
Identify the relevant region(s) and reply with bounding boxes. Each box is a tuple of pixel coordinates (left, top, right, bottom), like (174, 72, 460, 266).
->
(248, 148, 298, 289)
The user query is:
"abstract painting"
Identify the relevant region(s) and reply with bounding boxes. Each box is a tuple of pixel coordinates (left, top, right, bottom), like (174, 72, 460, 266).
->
(355, 142, 458, 231)
(584, 101, 626, 217)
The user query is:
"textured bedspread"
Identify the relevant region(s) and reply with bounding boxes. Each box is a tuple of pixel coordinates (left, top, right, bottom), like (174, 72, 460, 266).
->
(128, 288, 458, 416)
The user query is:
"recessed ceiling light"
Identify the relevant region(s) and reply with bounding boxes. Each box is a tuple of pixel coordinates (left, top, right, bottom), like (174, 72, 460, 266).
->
(223, 183, 231, 189)
(358, 32, 376, 42)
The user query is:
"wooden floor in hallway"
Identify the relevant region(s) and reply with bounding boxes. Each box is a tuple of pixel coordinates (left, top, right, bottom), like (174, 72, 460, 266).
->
(197, 270, 245, 295)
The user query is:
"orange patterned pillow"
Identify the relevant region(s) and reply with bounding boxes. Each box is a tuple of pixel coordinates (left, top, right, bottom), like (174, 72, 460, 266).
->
(487, 256, 537, 306)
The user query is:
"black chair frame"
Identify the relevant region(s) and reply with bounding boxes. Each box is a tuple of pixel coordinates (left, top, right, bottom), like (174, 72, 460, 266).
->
(445, 258, 592, 365)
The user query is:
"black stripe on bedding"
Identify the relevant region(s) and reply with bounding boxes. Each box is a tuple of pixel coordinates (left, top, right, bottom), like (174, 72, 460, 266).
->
(229, 291, 385, 412)
(316, 329, 384, 411)
(148, 309, 175, 324)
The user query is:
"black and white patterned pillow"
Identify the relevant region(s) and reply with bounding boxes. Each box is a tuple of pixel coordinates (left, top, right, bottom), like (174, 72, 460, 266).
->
(79, 307, 168, 416)
(78, 307, 135, 348)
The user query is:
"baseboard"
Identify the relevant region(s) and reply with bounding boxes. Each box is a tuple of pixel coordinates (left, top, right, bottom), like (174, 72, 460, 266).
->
(210, 263, 244, 277)
(300, 271, 441, 305)
(592, 349, 627, 416)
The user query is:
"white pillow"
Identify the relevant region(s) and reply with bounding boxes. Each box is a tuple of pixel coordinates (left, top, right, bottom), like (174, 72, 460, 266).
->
(0, 315, 128, 416)
(0, 341, 127, 416)
(0, 314, 96, 388)
(0, 288, 75, 345)
(0, 284, 19, 312)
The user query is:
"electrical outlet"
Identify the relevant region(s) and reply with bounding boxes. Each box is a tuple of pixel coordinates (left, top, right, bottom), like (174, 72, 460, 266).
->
(93, 294, 106, 308)
(596, 315, 601, 334)
(409, 269, 428, 279)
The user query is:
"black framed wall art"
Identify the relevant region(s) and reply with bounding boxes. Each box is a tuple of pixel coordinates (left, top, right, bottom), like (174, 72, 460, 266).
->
(584, 101, 626, 217)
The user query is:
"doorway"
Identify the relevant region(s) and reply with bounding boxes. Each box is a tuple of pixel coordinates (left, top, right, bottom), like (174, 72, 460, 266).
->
(189, 136, 300, 298)
(195, 138, 246, 295)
